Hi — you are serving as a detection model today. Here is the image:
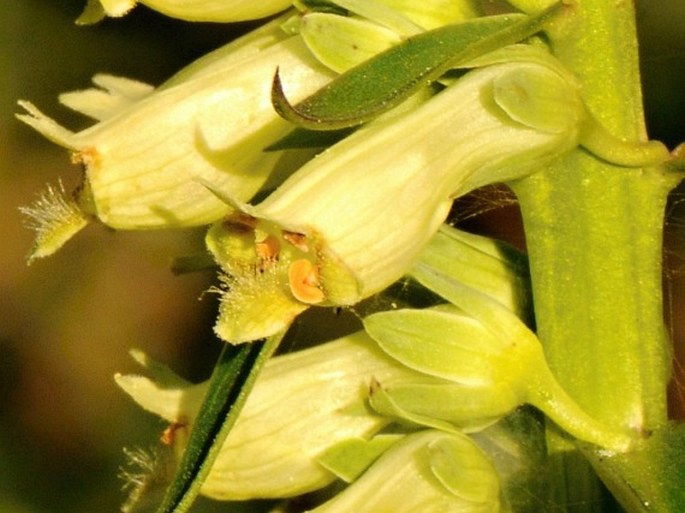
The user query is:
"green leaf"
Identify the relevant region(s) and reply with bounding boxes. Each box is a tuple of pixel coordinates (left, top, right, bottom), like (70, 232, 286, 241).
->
(271, 2, 566, 130)
(584, 422, 685, 513)
(154, 334, 283, 513)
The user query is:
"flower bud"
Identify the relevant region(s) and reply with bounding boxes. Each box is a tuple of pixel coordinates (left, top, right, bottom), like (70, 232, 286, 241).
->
(308, 429, 501, 513)
(208, 51, 584, 342)
(116, 331, 423, 500)
(17, 16, 335, 260)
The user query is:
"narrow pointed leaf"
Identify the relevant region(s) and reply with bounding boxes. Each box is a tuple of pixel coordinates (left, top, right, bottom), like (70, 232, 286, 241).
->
(272, 2, 565, 130)
(154, 334, 283, 513)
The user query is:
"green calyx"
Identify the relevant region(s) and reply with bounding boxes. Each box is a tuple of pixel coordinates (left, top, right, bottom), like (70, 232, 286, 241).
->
(361, 258, 638, 453)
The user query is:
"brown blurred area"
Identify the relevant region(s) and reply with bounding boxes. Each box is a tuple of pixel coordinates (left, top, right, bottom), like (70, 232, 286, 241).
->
(0, 1, 683, 512)
(0, 2, 256, 511)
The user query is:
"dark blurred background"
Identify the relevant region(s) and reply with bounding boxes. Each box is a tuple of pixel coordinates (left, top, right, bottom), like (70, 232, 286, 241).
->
(0, 1, 683, 512)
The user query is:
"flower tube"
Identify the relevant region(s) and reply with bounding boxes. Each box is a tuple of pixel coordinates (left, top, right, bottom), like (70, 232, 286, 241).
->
(116, 331, 424, 500)
(208, 50, 585, 343)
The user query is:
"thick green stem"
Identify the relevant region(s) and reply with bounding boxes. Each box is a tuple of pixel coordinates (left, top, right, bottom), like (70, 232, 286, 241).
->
(514, 162, 673, 433)
(514, 0, 674, 439)
(510, 1, 679, 510)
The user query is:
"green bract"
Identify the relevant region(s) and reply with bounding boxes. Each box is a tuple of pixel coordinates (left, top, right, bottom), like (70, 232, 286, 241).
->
(116, 331, 424, 500)
(17, 16, 334, 261)
(208, 50, 585, 343)
(272, 4, 566, 130)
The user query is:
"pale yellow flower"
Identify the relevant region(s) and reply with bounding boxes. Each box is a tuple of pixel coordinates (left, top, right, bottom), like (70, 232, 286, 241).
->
(116, 331, 423, 499)
(18, 15, 334, 261)
(208, 50, 584, 342)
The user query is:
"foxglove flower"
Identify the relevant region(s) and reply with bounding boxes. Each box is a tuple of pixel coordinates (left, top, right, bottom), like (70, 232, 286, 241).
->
(207, 49, 586, 342)
(17, 15, 335, 261)
(116, 331, 425, 500)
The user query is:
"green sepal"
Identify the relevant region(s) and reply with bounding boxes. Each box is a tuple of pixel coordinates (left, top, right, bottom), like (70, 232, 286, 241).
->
(316, 434, 403, 482)
(472, 408, 550, 511)
(410, 261, 532, 344)
(320, 0, 422, 36)
(307, 430, 501, 512)
(493, 65, 583, 135)
(368, 379, 463, 433)
(154, 333, 283, 513)
(370, 379, 520, 433)
(408, 263, 637, 452)
(364, 308, 509, 385)
(414, 225, 532, 322)
(428, 432, 501, 505)
(300, 12, 402, 73)
(271, 2, 565, 130)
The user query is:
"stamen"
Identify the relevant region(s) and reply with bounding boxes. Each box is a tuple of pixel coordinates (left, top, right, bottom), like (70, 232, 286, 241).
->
(288, 259, 325, 304)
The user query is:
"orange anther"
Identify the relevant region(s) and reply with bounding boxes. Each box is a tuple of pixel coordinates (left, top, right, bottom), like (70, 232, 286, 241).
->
(288, 259, 325, 304)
